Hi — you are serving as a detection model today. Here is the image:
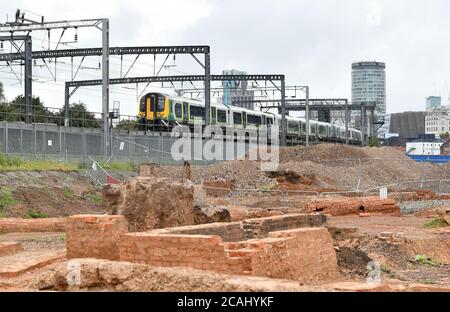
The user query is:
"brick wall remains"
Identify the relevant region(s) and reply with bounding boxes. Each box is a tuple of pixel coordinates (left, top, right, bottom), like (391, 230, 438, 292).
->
(66, 215, 128, 260)
(151, 213, 327, 242)
(118, 226, 337, 282)
(66, 213, 337, 282)
(306, 196, 400, 216)
(0, 218, 66, 234)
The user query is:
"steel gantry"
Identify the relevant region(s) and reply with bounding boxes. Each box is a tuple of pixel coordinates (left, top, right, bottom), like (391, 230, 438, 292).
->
(0, 15, 110, 155)
(64, 74, 287, 146)
(0, 35, 32, 123)
(0, 44, 212, 154)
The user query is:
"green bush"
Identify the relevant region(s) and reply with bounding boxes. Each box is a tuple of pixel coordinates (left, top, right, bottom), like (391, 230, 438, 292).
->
(86, 194, 102, 204)
(414, 254, 439, 266)
(63, 187, 75, 199)
(26, 210, 48, 219)
(368, 138, 381, 147)
(424, 217, 448, 228)
(0, 189, 16, 210)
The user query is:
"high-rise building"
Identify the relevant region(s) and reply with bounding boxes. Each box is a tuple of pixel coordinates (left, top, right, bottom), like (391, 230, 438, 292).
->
(426, 96, 442, 111)
(222, 69, 255, 110)
(351, 61, 386, 115)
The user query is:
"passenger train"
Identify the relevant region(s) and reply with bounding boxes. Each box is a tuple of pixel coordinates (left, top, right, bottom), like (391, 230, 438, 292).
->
(137, 92, 363, 144)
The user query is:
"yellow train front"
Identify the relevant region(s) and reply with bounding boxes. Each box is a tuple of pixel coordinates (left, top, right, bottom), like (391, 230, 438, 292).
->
(138, 93, 170, 129)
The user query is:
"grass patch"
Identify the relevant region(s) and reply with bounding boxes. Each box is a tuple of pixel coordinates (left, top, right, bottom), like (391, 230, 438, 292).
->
(424, 217, 448, 229)
(414, 254, 439, 266)
(63, 187, 75, 200)
(260, 184, 272, 193)
(98, 161, 136, 171)
(0, 210, 7, 218)
(86, 193, 102, 204)
(421, 279, 437, 285)
(59, 234, 66, 242)
(26, 210, 48, 219)
(0, 154, 79, 172)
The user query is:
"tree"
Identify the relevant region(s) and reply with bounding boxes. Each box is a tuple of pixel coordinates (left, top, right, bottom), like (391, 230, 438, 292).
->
(10, 95, 55, 123)
(439, 132, 449, 140)
(0, 95, 55, 123)
(57, 102, 101, 128)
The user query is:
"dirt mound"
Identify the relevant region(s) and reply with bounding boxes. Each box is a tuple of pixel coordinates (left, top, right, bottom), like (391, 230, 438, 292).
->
(276, 145, 442, 190)
(0, 171, 103, 218)
(151, 144, 450, 192)
(279, 144, 369, 163)
(102, 177, 194, 232)
(336, 247, 372, 278)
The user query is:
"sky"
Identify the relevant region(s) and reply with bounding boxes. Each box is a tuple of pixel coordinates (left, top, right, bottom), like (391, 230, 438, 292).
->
(0, 0, 449, 116)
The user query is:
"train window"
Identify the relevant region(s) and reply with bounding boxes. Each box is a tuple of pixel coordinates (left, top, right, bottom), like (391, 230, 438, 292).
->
(310, 125, 316, 134)
(149, 94, 157, 112)
(233, 112, 242, 125)
(217, 110, 227, 123)
(267, 118, 274, 125)
(174, 103, 182, 118)
(157, 95, 166, 112)
(183, 102, 189, 120)
(247, 114, 262, 125)
(140, 96, 146, 113)
(319, 125, 326, 135)
(190, 105, 205, 119)
(302, 123, 306, 133)
(288, 122, 298, 131)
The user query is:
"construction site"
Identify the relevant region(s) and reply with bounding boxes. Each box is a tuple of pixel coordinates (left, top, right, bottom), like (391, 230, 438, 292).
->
(0, 7, 449, 295)
(0, 144, 448, 292)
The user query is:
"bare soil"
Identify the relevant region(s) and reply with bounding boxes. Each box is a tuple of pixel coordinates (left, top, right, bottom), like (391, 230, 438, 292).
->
(0, 171, 104, 218)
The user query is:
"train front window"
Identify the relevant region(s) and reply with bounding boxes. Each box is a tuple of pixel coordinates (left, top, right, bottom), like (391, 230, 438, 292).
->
(157, 95, 166, 112)
(140, 97, 146, 113)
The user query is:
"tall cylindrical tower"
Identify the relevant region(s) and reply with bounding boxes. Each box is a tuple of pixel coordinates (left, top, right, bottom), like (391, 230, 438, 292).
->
(352, 61, 386, 115)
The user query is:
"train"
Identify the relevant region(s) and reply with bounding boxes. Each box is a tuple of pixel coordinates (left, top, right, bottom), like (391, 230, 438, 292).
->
(137, 92, 363, 144)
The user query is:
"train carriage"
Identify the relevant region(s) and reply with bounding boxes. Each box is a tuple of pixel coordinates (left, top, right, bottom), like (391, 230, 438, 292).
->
(137, 92, 363, 145)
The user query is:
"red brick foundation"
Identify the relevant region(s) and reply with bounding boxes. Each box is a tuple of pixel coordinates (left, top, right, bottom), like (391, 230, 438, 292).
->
(66, 215, 128, 260)
(117, 227, 338, 282)
(0, 218, 66, 234)
(306, 197, 400, 216)
(66, 213, 338, 282)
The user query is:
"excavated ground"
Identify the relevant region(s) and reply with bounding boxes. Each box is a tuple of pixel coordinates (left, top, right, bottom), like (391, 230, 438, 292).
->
(0, 145, 449, 291)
